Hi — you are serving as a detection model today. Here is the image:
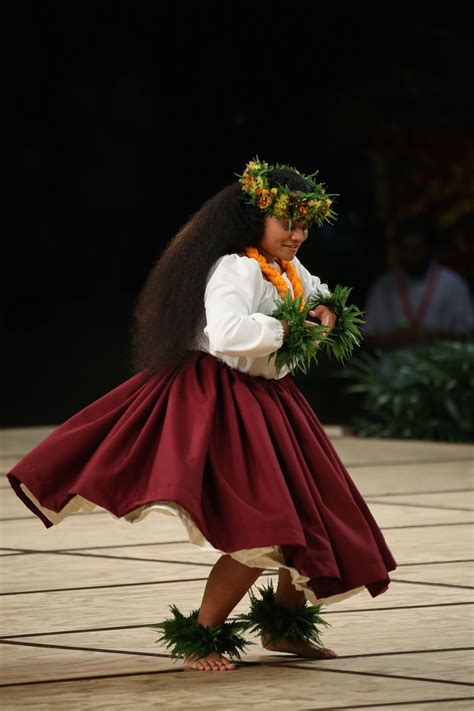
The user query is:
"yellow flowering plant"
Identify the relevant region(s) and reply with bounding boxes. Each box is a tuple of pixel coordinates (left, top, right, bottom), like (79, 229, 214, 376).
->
(237, 157, 338, 231)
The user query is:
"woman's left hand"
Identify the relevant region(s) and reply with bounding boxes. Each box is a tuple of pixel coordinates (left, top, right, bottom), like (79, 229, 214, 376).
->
(306, 305, 337, 338)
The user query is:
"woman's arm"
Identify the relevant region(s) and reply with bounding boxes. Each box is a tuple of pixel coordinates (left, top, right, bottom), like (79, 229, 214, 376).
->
(204, 255, 286, 358)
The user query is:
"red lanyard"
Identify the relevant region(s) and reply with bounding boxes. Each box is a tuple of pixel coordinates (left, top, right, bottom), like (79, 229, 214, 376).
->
(395, 264, 441, 327)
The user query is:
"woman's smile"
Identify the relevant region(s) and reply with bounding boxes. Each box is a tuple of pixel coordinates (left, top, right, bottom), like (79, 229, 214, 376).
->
(253, 216, 309, 263)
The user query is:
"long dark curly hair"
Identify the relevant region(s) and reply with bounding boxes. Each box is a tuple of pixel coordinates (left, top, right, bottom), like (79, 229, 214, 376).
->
(130, 168, 311, 375)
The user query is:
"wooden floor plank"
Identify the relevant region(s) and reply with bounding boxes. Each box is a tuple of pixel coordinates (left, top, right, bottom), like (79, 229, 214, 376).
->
(348, 460, 473, 497)
(290, 648, 472, 685)
(1, 666, 472, 710)
(0, 509, 190, 550)
(1, 553, 215, 594)
(390, 561, 474, 586)
(366, 491, 474, 510)
(381, 525, 473, 565)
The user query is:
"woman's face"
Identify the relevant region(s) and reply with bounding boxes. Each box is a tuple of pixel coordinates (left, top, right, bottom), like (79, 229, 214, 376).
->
(256, 216, 309, 263)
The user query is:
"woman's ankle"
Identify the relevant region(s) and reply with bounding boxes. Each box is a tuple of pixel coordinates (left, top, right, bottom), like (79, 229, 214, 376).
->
(275, 592, 306, 608)
(197, 613, 227, 627)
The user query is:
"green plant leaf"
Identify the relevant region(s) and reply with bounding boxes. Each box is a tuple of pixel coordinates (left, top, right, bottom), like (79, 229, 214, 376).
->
(341, 340, 474, 442)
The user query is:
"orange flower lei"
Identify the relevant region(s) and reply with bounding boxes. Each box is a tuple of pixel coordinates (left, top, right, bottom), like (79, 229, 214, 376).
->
(244, 246, 305, 311)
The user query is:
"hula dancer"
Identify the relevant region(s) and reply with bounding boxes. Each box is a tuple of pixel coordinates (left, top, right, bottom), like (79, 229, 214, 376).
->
(7, 158, 397, 672)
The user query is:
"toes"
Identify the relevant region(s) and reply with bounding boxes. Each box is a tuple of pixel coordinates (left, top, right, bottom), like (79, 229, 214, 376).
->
(317, 647, 337, 658)
(217, 658, 235, 670)
(185, 654, 237, 671)
(195, 660, 208, 670)
(215, 661, 229, 670)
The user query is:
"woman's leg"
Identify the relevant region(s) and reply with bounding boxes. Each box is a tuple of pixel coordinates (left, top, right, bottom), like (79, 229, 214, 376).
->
(184, 554, 265, 672)
(275, 566, 306, 606)
(260, 567, 338, 659)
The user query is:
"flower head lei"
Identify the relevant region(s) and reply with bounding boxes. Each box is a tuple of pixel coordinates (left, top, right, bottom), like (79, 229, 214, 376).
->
(236, 157, 338, 231)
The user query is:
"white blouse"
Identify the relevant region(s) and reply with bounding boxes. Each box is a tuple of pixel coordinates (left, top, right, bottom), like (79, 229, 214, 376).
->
(194, 253, 332, 380)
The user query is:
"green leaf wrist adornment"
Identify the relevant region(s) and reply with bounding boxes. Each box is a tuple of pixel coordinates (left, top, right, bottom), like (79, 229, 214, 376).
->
(268, 284, 366, 377)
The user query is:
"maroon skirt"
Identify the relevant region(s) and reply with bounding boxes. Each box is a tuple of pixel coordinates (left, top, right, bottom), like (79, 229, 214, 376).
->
(7, 350, 397, 606)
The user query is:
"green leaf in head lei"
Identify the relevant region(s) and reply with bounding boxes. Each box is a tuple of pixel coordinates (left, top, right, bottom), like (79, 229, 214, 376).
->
(236, 156, 338, 231)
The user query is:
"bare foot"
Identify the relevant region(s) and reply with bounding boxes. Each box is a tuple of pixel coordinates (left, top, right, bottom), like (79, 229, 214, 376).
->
(261, 633, 337, 659)
(183, 651, 237, 671)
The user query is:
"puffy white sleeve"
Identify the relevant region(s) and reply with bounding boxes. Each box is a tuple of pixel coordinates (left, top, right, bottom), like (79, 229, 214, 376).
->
(292, 255, 332, 299)
(204, 254, 285, 357)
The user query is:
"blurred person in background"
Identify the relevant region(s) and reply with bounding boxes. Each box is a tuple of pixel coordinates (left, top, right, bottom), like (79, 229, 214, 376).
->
(362, 216, 474, 352)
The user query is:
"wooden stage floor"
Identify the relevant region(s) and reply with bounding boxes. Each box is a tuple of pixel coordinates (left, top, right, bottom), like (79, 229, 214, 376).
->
(1, 425, 473, 710)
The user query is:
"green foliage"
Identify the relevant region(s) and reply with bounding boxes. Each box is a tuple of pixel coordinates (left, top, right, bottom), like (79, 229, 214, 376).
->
(336, 339, 474, 442)
(269, 284, 366, 377)
(148, 605, 254, 662)
(269, 292, 333, 376)
(307, 285, 366, 363)
(234, 578, 332, 648)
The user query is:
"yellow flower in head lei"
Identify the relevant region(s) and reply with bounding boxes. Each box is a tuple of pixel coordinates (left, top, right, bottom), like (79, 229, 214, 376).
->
(236, 156, 337, 231)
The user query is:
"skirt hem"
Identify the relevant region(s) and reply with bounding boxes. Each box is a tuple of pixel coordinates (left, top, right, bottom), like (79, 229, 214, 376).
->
(11, 478, 368, 607)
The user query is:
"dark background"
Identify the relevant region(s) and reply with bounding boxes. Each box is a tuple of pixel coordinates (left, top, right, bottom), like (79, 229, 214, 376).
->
(5, 4, 474, 426)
